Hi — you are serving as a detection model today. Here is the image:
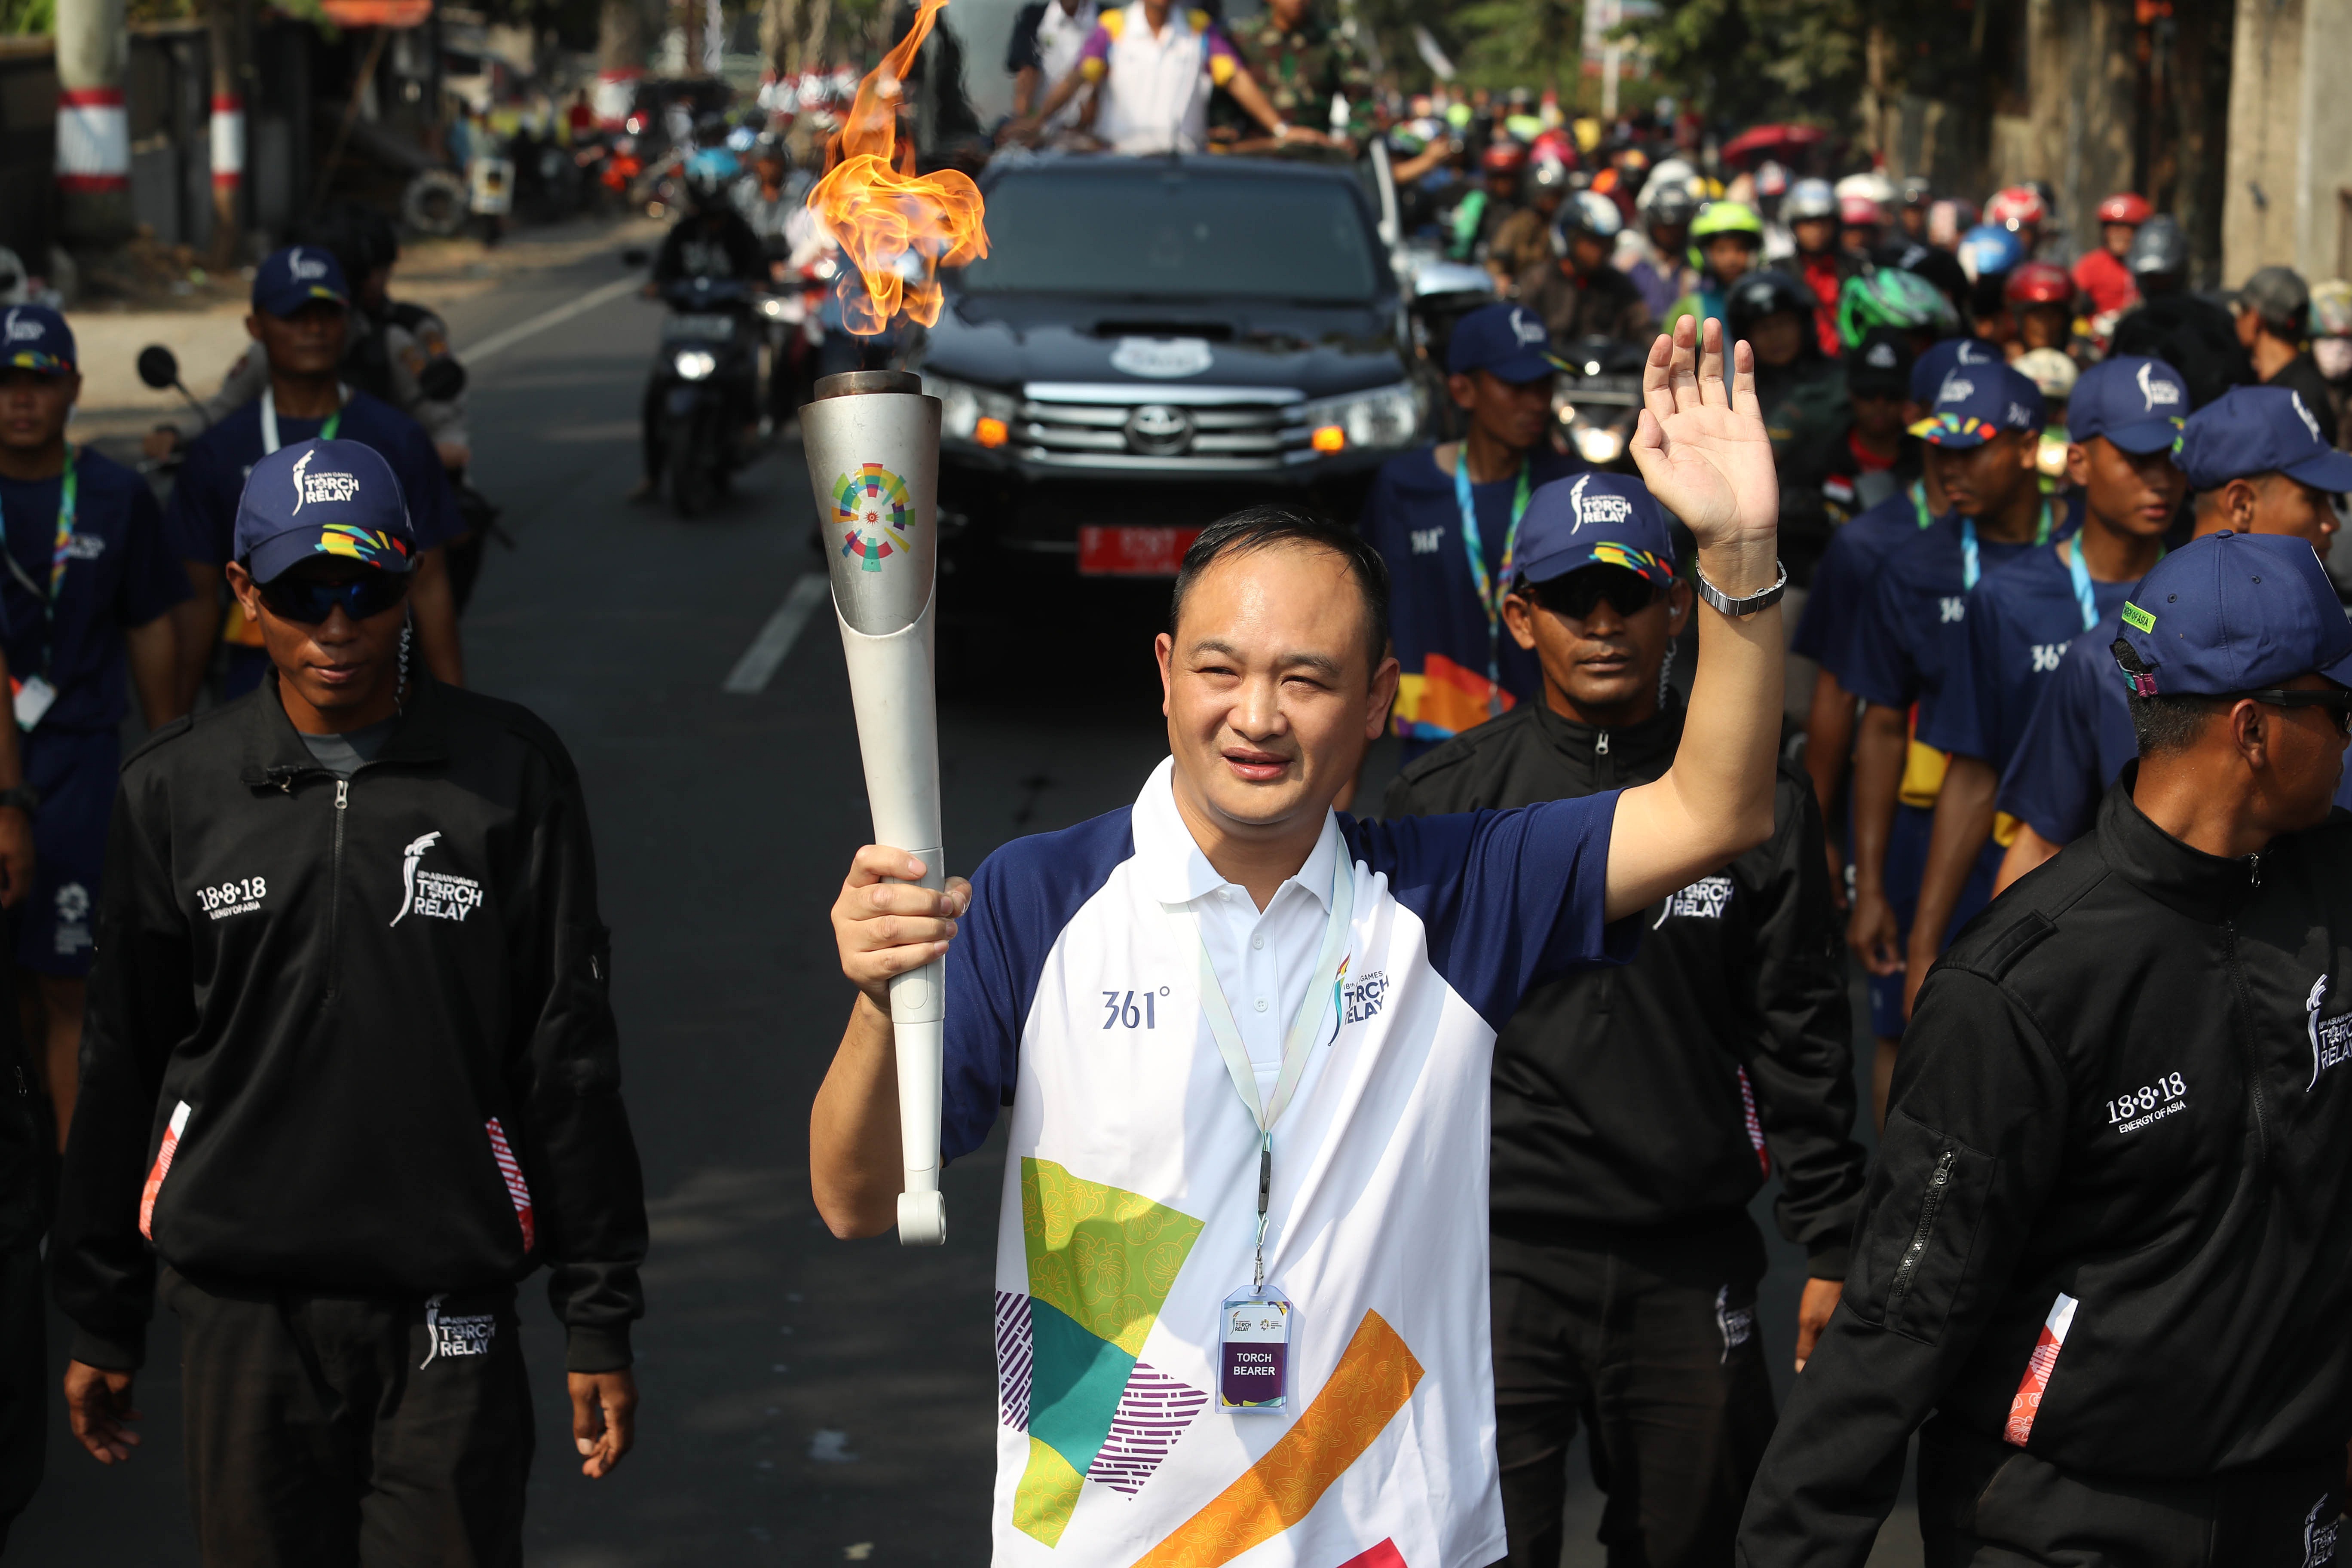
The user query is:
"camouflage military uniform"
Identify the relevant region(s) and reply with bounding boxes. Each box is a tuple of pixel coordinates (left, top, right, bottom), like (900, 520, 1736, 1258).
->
(1228, 13, 1374, 141)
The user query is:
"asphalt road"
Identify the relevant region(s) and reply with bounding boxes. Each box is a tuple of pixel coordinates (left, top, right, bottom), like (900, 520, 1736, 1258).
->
(10, 235, 1920, 1566)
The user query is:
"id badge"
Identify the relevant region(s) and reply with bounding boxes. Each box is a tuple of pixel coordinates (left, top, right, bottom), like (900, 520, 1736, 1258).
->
(12, 676, 55, 732)
(1219, 1291, 1291, 1413)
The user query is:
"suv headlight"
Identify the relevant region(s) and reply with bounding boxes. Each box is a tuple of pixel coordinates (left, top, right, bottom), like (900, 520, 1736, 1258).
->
(1299, 382, 1422, 455)
(922, 372, 1017, 449)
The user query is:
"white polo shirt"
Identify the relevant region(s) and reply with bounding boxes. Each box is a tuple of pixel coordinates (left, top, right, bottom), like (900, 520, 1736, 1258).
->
(944, 757, 1630, 1566)
(1031, 0, 1099, 131)
(1079, 2, 1237, 155)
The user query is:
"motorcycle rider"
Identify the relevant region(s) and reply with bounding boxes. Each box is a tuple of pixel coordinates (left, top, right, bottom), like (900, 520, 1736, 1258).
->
(2006, 261, 2078, 359)
(1452, 139, 1530, 267)
(1785, 178, 1855, 358)
(1488, 156, 1571, 290)
(1726, 269, 1846, 576)
(1517, 190, 1651, 345)
(634, 150, 767, 502)
(2072, 192, 2147, 322)
(1628, 184, 1700, 322)
(1665, 199, 1764, 337)
(2110, 216, 2252, 410)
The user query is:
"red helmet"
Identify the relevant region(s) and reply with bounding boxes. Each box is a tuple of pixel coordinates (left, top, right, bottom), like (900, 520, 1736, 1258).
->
(1481, 141, 1528, 175)
(2004, 259, 2074, 306)
(1986, 184, 2047, 233)
(1838, 193, 1884, 227)
(2095, 192, 2152, 226)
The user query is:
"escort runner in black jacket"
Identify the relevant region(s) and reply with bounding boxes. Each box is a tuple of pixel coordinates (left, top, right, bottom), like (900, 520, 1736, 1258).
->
(1385, 471, 1867, 1568)
(51, 438, 644, 1565)
(1743, 529, 2352, 1568)
(52, 669, 645, 1369)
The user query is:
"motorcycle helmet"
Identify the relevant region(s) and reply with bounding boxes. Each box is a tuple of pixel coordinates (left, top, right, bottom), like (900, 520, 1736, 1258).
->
(2126, 214, 2189, 280)
(2004, 260, 2075, 307)
(1899, 175, 1934, 211)
(2012, 346, 2078, 402)
(1560, 189, 1624, 239)
(1784, 178, 1838, 224)
(1639, 157, 1699, 210)
(1838, 193, 1885, 228)
(2312, 279, 2352, 340)
(1529, 157, 1571, 197)
(1755, 160, 1790, 200)
(2096, 192, 2152, 227)
(1725, 269, 1818, 345)
(683, 147, 741, 209)
(1889, 240, 1970, 322)
(1645, 184, 1698, 230)
(1956, 222, 2025, 283)
(1834, 172, 1896, 207)
(1690, 200, 1764, 243)
(1481, 140, 1528, 176)
(1837, 268, 1959, 348)
(1985, 184, 2047, 234)
(0, 245, 28, 306)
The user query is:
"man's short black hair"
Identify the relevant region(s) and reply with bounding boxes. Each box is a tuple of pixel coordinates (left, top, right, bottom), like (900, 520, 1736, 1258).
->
(1170, 505, 1390, 675)
(2114, 637, 2224, 756)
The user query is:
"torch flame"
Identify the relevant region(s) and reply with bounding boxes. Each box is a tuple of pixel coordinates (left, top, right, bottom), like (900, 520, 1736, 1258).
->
(808, 0, 989, 336)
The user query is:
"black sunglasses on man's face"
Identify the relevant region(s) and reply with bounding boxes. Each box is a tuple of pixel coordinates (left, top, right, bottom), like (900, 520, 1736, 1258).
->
(1522, 566, 1662, 622)
(257, 570, 410, 625)
(2234, 689, 2352, 736)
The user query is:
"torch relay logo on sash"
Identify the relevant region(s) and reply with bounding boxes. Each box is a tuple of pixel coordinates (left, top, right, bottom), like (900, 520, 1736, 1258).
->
(834, 462, 915, 572)
(1568, 475, 1633, 534)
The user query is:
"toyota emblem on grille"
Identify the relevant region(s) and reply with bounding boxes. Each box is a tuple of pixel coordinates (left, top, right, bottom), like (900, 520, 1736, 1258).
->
(1124, 404, 1195, 456)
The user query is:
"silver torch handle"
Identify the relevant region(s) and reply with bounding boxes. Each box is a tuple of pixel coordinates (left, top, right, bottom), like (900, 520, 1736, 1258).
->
(805, 371, 949, 1246)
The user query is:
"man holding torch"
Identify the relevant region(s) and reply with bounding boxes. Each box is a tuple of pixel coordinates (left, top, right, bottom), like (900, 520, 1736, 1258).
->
(812, 318, 1787, 1565)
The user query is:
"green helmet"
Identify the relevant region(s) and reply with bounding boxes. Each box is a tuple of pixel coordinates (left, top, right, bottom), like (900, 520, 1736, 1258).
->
(1836, 268, 1960, 349)
(1688, 200, 1764, 242)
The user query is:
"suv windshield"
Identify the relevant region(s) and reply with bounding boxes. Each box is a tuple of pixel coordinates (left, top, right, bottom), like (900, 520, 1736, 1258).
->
(958, 167, 1383, 303)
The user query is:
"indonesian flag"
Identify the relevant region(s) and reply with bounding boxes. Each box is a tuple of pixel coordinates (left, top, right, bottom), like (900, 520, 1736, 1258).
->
(485, 1117, 536, 1253)
(2003, 1292, 2078, 1446)
(138, 1101, 191, 1240)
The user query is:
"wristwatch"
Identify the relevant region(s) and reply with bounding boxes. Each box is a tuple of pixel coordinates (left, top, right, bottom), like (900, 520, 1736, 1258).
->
(1694, 560, 1789, 618)
(0, 786, 39, 814)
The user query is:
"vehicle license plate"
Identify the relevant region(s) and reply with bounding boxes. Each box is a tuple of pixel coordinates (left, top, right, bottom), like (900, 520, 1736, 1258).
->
(1078, 526, 1203, 577)
(667, 314, 735, 342)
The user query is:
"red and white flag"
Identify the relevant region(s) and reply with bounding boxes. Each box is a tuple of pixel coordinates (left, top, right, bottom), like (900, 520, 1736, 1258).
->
(485, 1117, 535, 1252)
(138, 1101, 191, 1240)
(2003, 1291, 2078, 1446)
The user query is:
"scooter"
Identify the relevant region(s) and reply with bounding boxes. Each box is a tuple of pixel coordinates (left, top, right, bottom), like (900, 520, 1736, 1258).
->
(651, 275, 763, 516)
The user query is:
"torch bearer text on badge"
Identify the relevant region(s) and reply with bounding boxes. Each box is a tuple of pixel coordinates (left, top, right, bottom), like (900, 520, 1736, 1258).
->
(807, 368, 949, 1246)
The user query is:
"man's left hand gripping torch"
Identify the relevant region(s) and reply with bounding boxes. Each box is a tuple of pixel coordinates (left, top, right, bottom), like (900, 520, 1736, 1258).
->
(806, 370, 948, 1246)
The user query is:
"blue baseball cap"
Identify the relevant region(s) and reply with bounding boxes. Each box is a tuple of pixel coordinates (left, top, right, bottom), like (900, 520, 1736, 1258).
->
(1513, 472, 1678, 588)
(233, 438, 417, 584)
(251, 245, 349, 318)
(1909, 359, 2046, 448)
(0, 303, 74, 375)
(1447, 303, 1562, 383)
(2114, 531, 2352, 696)
(1909, 335, 2001, 404)
(2173, 385, 2352, 494)
(2067, 355, 2189, 453)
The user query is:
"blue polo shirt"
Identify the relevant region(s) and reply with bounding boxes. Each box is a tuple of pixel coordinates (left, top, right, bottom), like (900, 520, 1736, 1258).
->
(1792, 480, 1935, 677)
(0, 448, 190, 733)
(1918, 542, 2137, 770)
(162, 389, 461, 567)
(2000, 610, 2352, 845)
(1842, 511, 2059, 718)
(1362, 446, 1586, 760)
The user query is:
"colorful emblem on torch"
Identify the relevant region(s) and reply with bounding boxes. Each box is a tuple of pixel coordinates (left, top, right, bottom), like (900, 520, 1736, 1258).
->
(834, 463, 916, 572)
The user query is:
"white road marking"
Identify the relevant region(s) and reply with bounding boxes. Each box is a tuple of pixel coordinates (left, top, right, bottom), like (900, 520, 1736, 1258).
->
(462, 274, 644, 368)
(723, 575, 831, 695)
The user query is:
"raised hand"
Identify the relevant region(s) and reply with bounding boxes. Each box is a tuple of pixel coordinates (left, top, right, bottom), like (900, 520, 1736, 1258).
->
(1629, 316, 1779, 591)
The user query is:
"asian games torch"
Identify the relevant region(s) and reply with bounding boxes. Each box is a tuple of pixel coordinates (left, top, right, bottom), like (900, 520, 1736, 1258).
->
(807, 371, 949, 1245)
(802, 0, 986, 1246)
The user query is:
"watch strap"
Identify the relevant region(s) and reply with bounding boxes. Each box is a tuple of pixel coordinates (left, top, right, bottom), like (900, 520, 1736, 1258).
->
(0, 786, 40, 813)
(1694, 560, 1788, 618)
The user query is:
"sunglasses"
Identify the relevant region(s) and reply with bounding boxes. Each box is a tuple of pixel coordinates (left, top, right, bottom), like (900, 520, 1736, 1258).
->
(1523, 566, 1663, 622)
(2238, 689, 2352, 735)
(257, 571, 411, 625)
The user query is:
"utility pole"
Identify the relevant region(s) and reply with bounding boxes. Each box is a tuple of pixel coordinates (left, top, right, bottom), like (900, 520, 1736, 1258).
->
(52, 0, 132, 253)
(205, 0, 248, 270)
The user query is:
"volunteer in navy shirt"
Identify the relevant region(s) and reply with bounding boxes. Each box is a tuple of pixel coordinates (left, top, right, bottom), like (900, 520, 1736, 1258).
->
(1796, 337, 1996, 884)
(162, 245, 464, 709)
(0, 304, 186, 1152)
(1362, 302, 1582, 761)
(1899, 355, 2185, 1013)
(1841, 359, 2057, 1120)
(1995, 380, 2352, 890)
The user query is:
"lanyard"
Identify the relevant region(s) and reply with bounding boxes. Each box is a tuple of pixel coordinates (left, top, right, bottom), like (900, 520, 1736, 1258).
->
(1958, 499, 2054, 592)
(2058, 536, 2162, 635)
(1178, 851, 1354, 1291)
(0, 445, 77, 681)
(260, 385, 346, 454)
(1908, 479, 1933, 530)
(1452, 453, 1533, 716)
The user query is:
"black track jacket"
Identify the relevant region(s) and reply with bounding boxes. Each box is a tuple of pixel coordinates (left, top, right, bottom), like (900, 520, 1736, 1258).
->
(52, 676, 646, 1373)
(1741, 778, 2352, 1566)
(1384, 695, 1866, 1272)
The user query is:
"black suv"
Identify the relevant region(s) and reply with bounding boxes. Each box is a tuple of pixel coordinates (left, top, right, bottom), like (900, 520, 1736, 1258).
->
(912, 153, 1431, 578)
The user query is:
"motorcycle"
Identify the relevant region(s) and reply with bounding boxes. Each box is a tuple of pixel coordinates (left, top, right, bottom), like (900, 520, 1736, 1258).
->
(652, 275, 764, 516)
(756, 250, 839, 419)
(1550, 335, 1648, 473)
